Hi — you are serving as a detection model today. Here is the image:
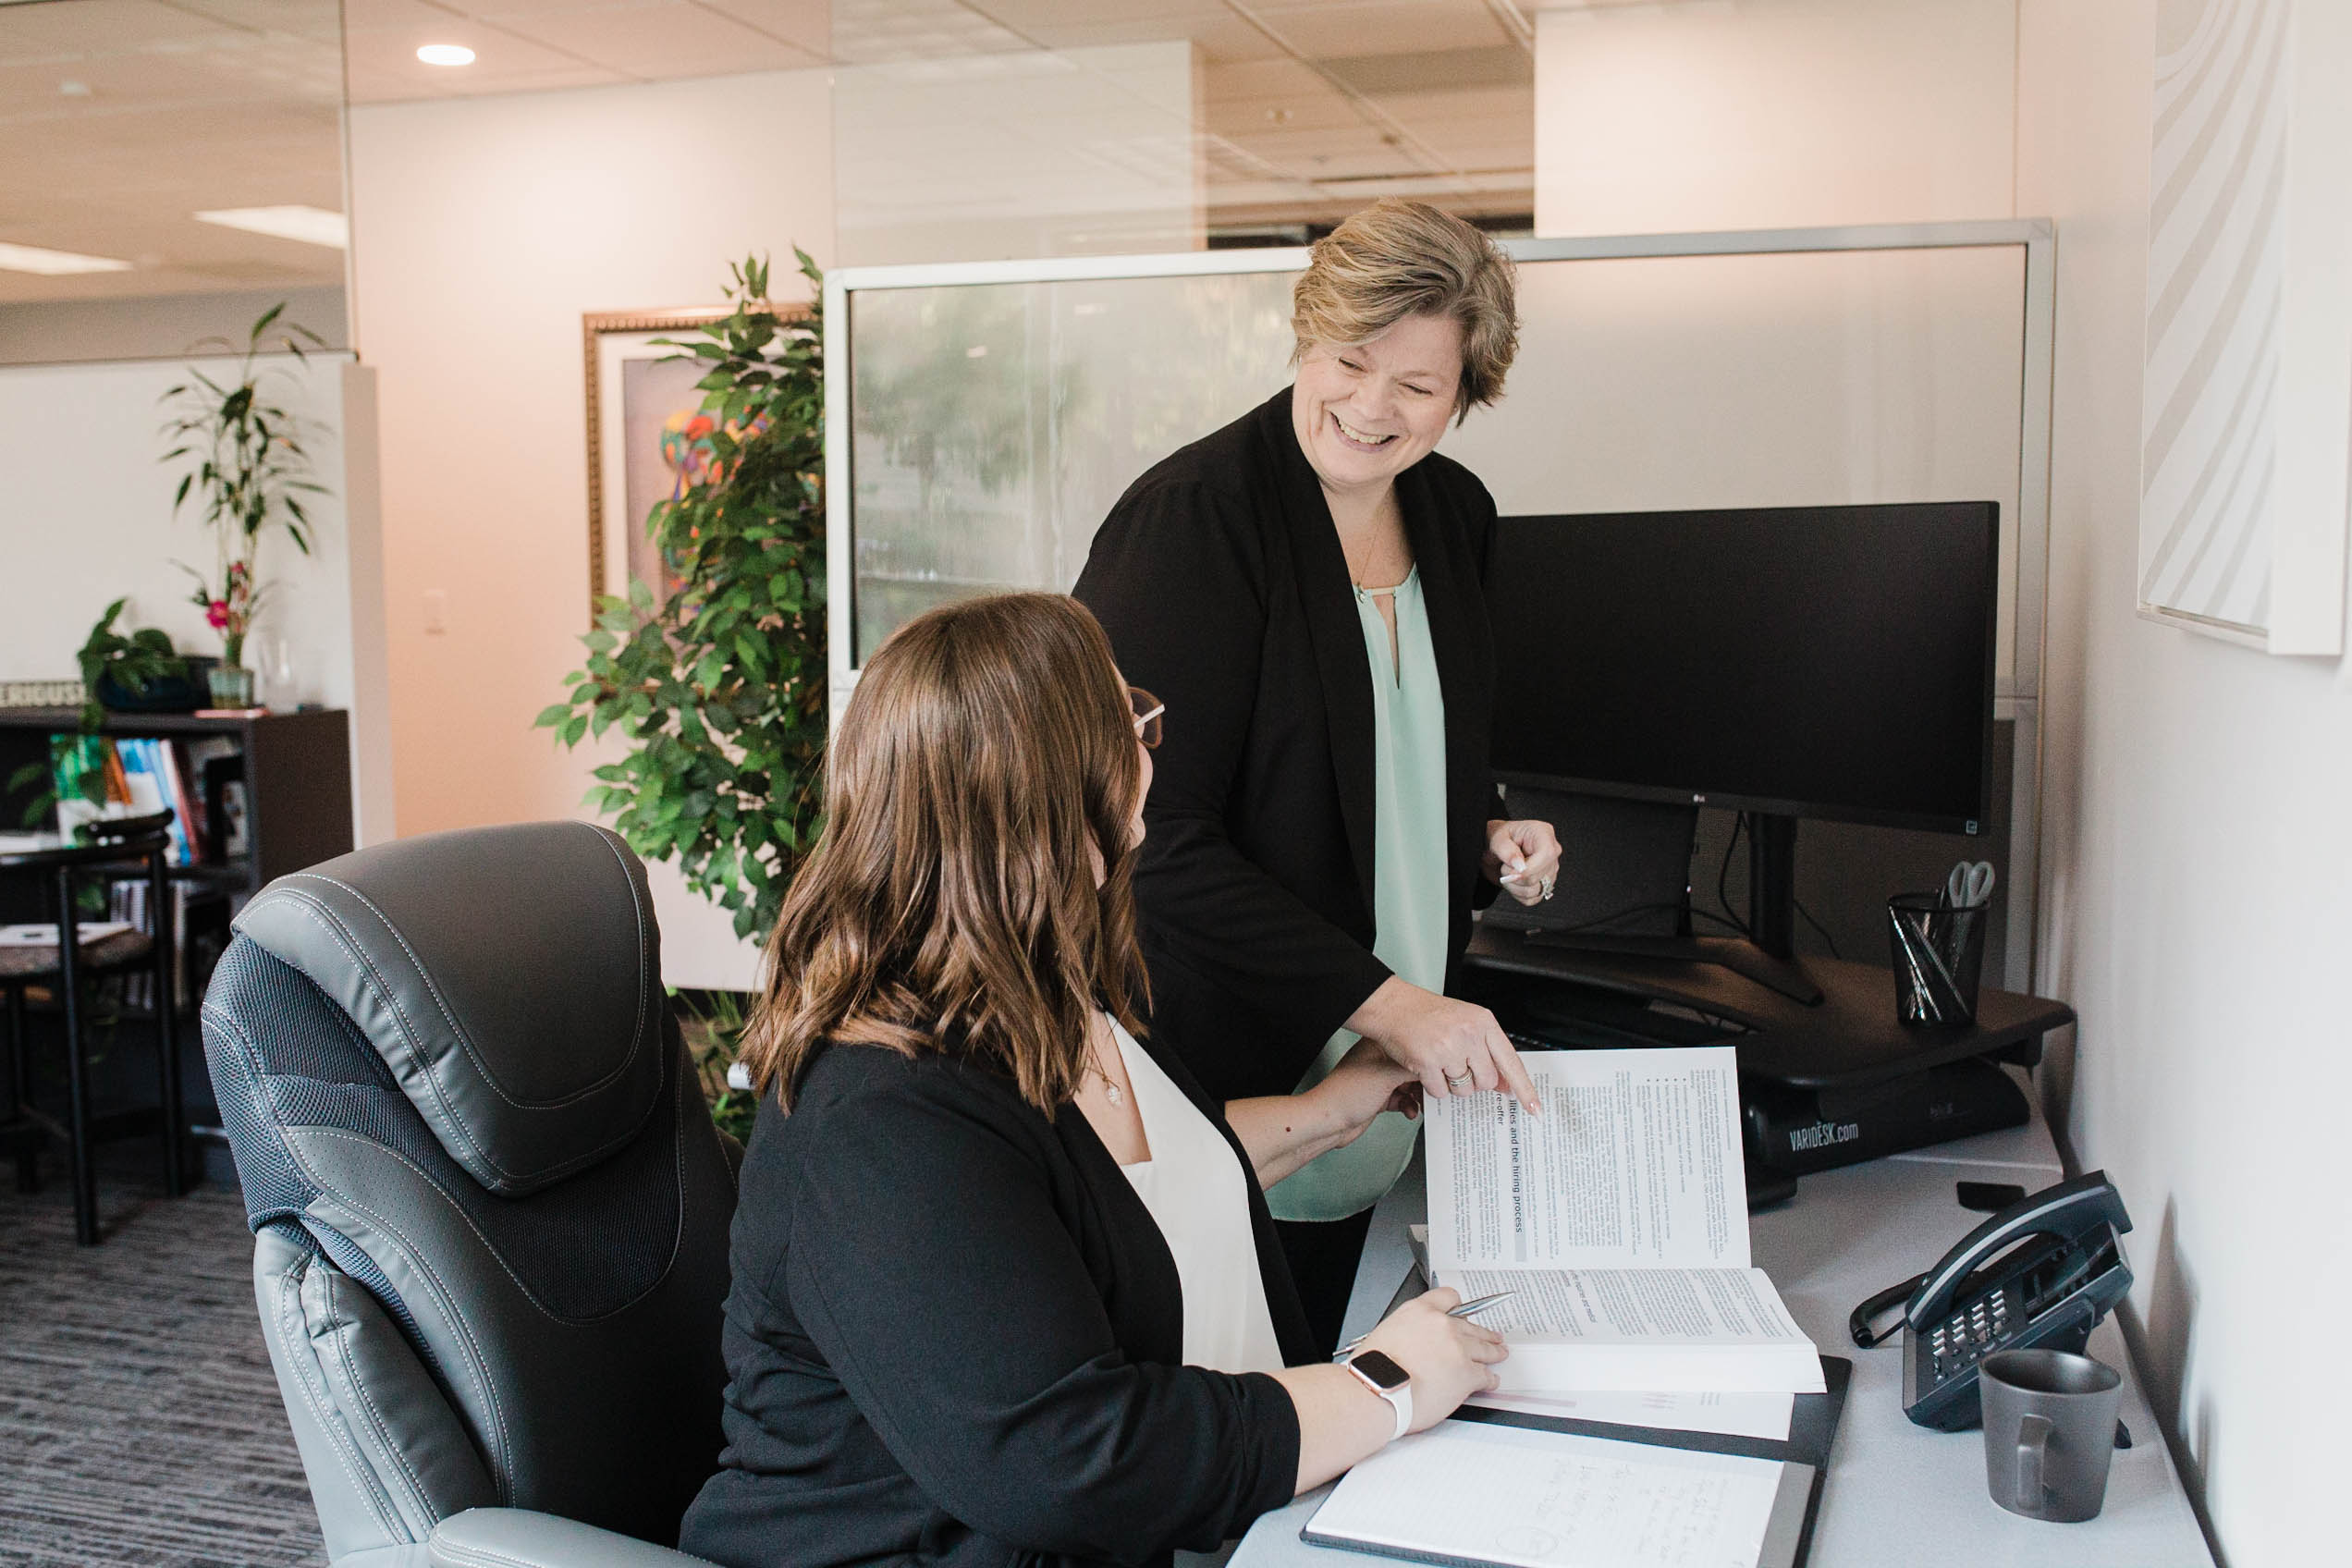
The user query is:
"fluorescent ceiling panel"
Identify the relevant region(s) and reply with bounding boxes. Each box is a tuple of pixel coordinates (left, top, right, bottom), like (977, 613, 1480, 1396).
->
(193, 206, 350, 250)
(0, 242, 132, 276)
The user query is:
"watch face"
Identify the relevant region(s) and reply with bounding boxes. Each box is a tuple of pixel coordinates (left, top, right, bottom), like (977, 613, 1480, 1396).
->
(1349, 1350, 1410, 1392)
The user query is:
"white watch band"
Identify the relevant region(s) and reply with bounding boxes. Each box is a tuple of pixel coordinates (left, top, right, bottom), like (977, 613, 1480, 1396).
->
(1346, 1358, 1414, 1440)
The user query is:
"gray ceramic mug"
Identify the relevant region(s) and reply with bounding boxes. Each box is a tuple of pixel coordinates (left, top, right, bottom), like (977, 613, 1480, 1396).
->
(1980, 1349, 2124, 1522)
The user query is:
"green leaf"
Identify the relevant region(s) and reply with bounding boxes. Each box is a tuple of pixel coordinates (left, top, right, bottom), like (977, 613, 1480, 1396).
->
(533, 702, 573, 729)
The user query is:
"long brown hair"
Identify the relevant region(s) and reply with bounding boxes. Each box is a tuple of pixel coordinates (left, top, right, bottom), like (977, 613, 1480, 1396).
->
(741, 593, 1150, 1112)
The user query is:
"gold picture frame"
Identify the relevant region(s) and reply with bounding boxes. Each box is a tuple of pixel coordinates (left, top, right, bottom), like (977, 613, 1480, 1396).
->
(582, 304, 808, 625)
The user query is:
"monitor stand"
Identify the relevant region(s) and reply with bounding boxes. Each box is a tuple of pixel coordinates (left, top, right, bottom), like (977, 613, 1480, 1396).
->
(1513, 802, 1824, 1007)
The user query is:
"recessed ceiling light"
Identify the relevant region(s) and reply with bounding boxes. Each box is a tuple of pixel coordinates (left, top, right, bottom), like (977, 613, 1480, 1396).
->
(193, 205, 349, 250)
(417, 43, 476, 67)
(0, 241, 132, 276)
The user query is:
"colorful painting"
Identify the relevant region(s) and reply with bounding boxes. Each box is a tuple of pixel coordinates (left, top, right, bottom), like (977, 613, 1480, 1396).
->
(584, 306, 805, 623)
(619, 354, 714, 608)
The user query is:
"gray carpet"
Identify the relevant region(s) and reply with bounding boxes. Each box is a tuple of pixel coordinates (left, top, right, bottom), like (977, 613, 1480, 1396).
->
(0, 1151, 327, 1568)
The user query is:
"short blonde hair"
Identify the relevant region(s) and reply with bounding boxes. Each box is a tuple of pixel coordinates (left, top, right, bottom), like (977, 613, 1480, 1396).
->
(1292, 199, 1519, 423)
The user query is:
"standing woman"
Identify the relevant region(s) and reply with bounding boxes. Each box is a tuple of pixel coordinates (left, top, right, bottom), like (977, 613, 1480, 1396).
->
(1073, 199, 1564, 1352)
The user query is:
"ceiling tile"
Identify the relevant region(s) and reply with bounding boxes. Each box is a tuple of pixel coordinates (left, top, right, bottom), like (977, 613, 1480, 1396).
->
(340, 13, 597, 77)
(1321, 43, 1527, 94)
(0, 0, 247, 61)
(965, 0, 1231, 31)
(484, 0, 822, 76)
(1202, 56, 1328, 104)
(693, 0, 827, 53)
(1250, 0, 1511, 59)
(156, 0, 346, 43)
(0, 37, 338, 120)
(830, 0, 1027, 63)
(339, 0, 465, 31)
(342, 55, 625, 101)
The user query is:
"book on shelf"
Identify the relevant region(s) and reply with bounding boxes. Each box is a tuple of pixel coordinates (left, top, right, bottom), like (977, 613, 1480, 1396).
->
(1424, 1046, 1825, 1398)
(48, 734, 126, 838)
(116, 740, 196, 866)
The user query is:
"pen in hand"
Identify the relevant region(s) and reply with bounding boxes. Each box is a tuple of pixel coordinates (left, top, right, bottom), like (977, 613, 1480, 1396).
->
(1333, 1291, 1517, 1360)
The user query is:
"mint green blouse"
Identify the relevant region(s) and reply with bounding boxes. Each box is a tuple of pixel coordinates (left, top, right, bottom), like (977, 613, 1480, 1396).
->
(1266, 567, 1451, 1224)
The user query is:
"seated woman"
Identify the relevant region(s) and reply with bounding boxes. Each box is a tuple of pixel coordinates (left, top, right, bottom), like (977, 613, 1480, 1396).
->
(679, 593, 1506, 1568)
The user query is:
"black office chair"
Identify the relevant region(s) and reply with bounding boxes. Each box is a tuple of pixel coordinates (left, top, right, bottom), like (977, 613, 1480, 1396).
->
(203, 822, 738, 1568)
(1, 808, 188, 1243)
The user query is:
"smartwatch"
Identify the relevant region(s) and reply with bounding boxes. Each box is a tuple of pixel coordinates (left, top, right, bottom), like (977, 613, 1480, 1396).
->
(1344, 1348, 1414, 1440)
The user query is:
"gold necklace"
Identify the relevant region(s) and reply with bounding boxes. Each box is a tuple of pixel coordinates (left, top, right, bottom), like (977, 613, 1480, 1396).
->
(1086, 1016, 1126, 1107)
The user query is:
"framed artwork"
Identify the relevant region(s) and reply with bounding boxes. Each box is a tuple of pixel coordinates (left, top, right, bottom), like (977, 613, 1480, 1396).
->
(582, 304, 809, 624)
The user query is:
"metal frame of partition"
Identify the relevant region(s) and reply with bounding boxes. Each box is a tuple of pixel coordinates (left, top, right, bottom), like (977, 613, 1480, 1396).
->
(825, 218, 2058, 990)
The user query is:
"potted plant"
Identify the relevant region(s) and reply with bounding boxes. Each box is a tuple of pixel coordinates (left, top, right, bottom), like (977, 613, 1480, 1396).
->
(162, 302, 328, 707)
(541, 251, 827, 947)
(76, 598, 205, 730)
(541, 253, 826, 1111)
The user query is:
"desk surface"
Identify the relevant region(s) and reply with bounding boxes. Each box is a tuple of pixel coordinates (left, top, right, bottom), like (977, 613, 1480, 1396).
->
(1231, 1076, 2214, 1568)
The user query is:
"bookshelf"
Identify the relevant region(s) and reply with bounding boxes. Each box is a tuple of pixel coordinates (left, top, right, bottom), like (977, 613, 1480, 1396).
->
(0, 708, 352, 1185)
(0, 707, 352, 898)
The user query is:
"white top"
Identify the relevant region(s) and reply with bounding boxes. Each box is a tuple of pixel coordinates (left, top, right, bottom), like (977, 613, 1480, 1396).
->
(1109, 1021, 1287, 1376)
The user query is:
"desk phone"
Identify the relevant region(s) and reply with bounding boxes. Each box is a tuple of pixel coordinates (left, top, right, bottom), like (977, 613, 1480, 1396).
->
(1853, 1171, 2134, 1431)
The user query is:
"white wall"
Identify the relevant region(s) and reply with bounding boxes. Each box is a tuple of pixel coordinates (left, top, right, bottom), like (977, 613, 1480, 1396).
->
(0, 352, 391, 845)
(1532, 0, 2016, 235)
(1531, 3, 2347, 1561)
(2018, 3, 2346, 1562)
(347, 69, 836, 989)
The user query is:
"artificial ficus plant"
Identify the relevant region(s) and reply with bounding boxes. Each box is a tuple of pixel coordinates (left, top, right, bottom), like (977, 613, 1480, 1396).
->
(541, 251, 827, 942)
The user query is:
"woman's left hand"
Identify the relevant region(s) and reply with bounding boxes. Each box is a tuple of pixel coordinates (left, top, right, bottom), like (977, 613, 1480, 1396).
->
(1483, 818, 1562, 906)
(1314, 1037, 1425, 1137)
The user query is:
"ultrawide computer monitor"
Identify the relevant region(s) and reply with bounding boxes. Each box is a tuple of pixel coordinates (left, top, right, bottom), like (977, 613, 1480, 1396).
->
(1487, 502, 2000, 838)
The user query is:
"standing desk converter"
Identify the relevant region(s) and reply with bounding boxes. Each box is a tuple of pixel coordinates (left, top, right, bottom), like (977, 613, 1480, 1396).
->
(1226, 1075, 2214, 1568)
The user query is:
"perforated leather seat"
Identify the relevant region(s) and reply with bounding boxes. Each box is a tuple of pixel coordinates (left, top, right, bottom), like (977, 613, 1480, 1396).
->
(204, 822, 739, 1568)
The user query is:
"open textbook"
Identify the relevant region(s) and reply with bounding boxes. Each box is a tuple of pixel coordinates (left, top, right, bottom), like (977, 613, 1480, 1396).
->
(1425, 1047, 1824, 1396)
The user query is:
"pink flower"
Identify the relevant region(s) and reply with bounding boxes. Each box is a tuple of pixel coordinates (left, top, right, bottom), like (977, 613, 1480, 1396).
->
(206, 599, 231, 630)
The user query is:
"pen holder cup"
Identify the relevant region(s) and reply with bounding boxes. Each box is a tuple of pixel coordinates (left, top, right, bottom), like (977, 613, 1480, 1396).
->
(1888, 893, 1986, 1026)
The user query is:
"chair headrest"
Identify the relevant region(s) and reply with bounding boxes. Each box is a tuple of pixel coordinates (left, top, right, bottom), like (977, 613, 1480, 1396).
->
(233, 822, 667, 1196)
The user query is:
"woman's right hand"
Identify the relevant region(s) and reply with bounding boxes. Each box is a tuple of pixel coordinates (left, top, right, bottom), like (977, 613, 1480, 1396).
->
(1354, 1286, 1508, 1433)
(1347, 976, 1542, 1116)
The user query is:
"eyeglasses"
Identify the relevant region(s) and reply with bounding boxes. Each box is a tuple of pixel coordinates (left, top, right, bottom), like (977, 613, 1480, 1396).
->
(1128, 686, 1164, 749)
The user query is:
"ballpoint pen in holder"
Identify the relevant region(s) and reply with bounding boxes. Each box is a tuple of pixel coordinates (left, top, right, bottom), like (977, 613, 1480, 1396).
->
(1889, 889, 1988, 1025)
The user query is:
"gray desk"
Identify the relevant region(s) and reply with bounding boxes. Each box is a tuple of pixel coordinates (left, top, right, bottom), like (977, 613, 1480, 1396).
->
(1231, 1073, 2214, 1568)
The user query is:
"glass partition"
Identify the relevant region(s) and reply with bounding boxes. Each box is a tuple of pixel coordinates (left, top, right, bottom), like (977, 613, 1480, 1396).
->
(849, 267, 1296, 660)
(841, 239, 2031, 685)
(0, 0, 348, 363)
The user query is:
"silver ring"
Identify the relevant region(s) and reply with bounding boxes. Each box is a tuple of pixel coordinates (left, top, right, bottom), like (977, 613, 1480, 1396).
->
(1442, 1070, 1471, 1089)
(1539, 876, 1556, 901)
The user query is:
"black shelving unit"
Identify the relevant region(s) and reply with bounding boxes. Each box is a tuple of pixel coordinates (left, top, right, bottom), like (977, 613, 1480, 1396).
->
(0, 707, 353, 896)
(0, 707, 353, 1188)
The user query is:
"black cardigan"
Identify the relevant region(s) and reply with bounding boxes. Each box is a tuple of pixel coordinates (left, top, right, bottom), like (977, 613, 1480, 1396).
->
(677, 1033, 1316, 1568)
(1073, 387, 1499, 1104)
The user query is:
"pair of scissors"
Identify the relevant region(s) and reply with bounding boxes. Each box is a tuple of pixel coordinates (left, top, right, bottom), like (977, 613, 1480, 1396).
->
(1942, 859, 1995, 910)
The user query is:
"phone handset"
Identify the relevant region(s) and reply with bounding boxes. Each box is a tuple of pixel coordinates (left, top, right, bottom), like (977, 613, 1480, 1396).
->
(1854, 1170, 2136, 1431)
(1903, 1170, 2133, 1329)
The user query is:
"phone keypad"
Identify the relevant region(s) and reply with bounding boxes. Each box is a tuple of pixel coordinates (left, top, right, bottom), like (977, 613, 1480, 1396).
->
(1925, 1288, 2011, 1382)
